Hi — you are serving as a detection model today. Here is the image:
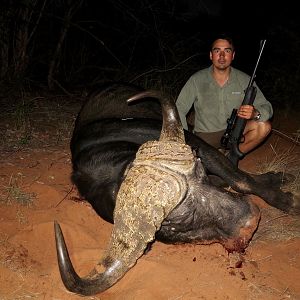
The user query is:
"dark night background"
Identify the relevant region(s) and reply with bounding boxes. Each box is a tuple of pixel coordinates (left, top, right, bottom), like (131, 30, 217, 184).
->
(0, 0, 299, 111)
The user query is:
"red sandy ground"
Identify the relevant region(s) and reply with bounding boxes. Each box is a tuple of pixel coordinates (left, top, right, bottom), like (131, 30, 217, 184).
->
(0, 96, 299, 300)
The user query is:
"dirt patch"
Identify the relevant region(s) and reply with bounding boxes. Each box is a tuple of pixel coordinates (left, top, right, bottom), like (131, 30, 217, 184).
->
(0, 95, 300, 300)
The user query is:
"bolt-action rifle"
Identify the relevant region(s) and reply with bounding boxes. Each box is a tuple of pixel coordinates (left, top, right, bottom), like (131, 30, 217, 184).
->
(220, 40, 266, 167)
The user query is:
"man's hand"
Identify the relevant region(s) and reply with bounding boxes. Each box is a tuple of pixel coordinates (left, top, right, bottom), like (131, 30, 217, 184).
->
(237, 105, 255, 120)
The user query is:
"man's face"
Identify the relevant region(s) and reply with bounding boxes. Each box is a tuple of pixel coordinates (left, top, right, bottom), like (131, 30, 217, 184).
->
(210, 39, 235, 70)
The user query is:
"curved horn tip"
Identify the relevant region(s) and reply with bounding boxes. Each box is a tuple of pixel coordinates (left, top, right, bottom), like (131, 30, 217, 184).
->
(53, 221, 113, 296)
(54, 220, 63, 239)
(54, 221, 85, 294)
(54, 219, 59, 228)
(54, 220, 69, 263)
(127, 91, 158, 104)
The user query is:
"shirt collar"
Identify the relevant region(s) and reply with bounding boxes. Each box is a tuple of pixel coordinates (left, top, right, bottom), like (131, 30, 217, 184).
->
(208, 65, 234, 86)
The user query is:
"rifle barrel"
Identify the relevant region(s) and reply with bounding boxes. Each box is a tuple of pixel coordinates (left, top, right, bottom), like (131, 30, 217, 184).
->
(225, 40, 267, 167)
(247, 40, 266, 88)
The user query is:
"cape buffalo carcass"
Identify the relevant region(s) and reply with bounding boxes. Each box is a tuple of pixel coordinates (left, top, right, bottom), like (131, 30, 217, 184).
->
(54, 83, 300, 296)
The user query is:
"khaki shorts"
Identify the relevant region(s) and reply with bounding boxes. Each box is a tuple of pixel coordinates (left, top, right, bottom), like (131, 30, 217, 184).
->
(193, 130, 225, 149)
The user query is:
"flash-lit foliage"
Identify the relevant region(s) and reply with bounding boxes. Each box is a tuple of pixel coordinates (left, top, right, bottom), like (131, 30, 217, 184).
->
(0, 0, 299, 109)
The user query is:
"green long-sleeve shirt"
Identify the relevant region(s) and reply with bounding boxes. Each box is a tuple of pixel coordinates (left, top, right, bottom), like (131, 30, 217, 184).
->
(176, 66, 273, 132)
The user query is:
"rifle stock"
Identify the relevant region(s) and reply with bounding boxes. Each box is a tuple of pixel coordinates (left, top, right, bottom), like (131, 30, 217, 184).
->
(220, 108, 237, 148)
(221, 40, 266, 167)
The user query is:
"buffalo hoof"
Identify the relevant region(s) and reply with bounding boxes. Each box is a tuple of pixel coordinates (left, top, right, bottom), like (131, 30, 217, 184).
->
(280, 172, 296, 186)
(289, 194, 300, 215)
(255, 172, 295, 188)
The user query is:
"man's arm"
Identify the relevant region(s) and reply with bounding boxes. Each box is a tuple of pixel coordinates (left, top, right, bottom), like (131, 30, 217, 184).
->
(238, 86, 273, 121)
(236, 80, 273, 122)
(176, 78, 197, 130)
(250, 84, 273, 121)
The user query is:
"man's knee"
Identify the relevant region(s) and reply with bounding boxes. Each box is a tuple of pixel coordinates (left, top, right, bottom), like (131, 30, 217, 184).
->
(247, 120, 271, 137)
(258, 120, 272, 138)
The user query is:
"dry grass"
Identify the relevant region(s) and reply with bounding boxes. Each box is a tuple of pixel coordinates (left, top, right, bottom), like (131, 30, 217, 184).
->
(253, 135, 300, 242)
(0, 233, 31, 275)
(0, 94, 79, 153)
(256, 138, 300, 196)
(256, 138, 299, 173)
(253, 207, 300, 241)
(0, 174, 36, 207)
(247, 281, 295, 300)
(0, 292, 42, 300)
